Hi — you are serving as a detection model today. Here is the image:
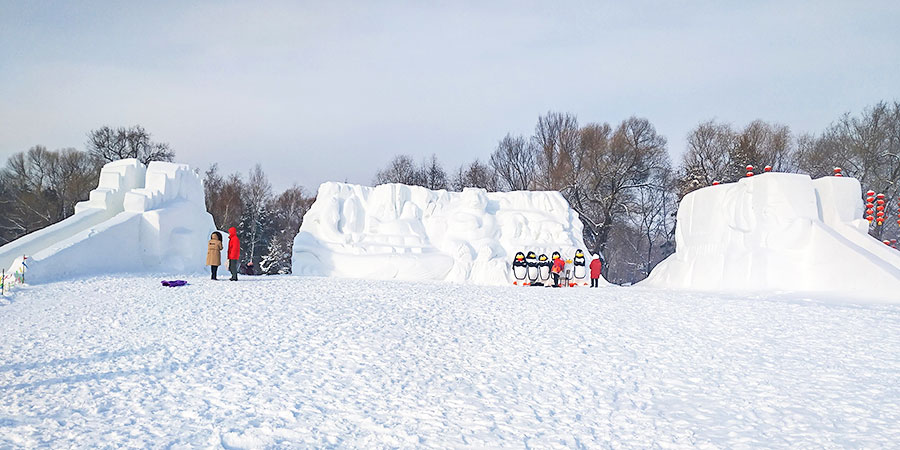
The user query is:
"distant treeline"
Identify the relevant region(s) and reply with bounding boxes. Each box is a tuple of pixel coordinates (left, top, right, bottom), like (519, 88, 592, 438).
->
(371, 101, 900, 283)
(2, 101, 898, 283)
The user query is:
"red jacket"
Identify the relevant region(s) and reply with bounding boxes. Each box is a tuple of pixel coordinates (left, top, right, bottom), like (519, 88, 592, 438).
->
(227, 227, 240, 260)
(551, 258, 565, 274)
(590, 258, 602, 278)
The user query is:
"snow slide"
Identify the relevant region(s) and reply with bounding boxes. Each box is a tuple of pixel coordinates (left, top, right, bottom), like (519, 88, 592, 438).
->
(292, 182, 597, 285)
(0, 159, 217, 282)
(0, 159, 146, 271)
(642, 173, 900, 302)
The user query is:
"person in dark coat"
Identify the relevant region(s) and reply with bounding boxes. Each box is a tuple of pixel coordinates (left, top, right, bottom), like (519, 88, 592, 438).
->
(206, 232, 223, 280)
(227, 227, 240, 281)
(589, 253, 602, 288)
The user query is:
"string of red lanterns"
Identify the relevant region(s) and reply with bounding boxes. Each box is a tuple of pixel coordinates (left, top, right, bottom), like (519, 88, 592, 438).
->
(865, 190, 875, 223)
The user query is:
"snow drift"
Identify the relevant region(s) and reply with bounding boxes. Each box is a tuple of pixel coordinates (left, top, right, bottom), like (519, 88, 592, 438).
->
(0, 159, 217, 282)
(292, 182, 595, 285)
(642, 173, 900, 302)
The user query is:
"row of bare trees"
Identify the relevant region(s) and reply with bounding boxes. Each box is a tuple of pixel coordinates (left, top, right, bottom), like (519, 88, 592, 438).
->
(0, 126, 174, 245)
(372, 101, 900, 283)
(374, 154, 498, 192)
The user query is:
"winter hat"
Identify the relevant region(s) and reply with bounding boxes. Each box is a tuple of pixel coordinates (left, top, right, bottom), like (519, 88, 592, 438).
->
(592, 254, 600, 260)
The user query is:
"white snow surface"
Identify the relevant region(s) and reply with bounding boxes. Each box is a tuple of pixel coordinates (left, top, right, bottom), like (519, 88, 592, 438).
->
(0, 159, 217, 282)
(643, 173, 900, 303)
(2, 276, 899, 448)
(293, 182, 596, 286)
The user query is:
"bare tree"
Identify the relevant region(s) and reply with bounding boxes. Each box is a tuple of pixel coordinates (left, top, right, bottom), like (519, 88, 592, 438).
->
(623, 169, 677, 278)
(533, 111, 579, 190)
(678, 120, 737, 194)
(0, 146, 99, 242)
(576, 117, 669, 254)
(374, 154, 423, 186)
(798, 101, 900, 239)
(451, 159, 499, 191)
(679, 119, 797, 197)
(420, 154, 449, 190)
(86, 125, 174, 164)
(203, 166, 244, 231)
(490, 134, 536, 191)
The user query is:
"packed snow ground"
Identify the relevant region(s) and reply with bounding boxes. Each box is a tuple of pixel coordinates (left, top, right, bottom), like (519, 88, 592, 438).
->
(1, 276, 899, 448)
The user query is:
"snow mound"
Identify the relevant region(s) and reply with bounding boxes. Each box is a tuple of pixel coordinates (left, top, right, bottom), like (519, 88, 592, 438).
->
(642, 173, 900, 302)
(292, 182, 595, 285)
(0, 159, 217, 282)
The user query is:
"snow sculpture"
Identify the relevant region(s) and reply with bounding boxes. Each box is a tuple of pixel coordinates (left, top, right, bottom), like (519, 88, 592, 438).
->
(292, 182, 593, 285)
(0, 159, 217, 282)
(642, 173, 900, 302)
(0, 159, 146, 271)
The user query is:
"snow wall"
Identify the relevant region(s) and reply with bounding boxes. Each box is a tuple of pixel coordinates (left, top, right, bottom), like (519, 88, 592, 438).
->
(292, 182, 596, 285)
(0, 159, 218, 283)
(642, 173, 900, 303)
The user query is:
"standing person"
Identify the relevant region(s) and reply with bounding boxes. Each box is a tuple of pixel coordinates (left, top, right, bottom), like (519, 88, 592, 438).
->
(227, 227, 240, 281)
(589, 253, 602, 288)
(206, 232, 223, 280)
(551, 252, 565, 287)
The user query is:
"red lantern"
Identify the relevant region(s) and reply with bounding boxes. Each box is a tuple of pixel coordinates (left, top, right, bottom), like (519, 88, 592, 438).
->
(884, 240, 891, 245)
(877, 199, 885, 206)
(877, 205, 885, 212)
(867, 190, 876, 196)
(746, 172, 753, 177)
(877, 193, 885, 199)
(866, 209, 874, 216)
(867, 197, 875, 203)
(833, 167, 842, 176)
(877, 211, 885, 218)
(866, 215, 875, 221)
(764, 165, 772, 172)
(712, 181, 720, 186)
(866, 202, 874, 208)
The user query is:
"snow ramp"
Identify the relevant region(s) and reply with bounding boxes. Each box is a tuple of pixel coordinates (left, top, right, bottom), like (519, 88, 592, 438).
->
(0, 159, 146, 271)
(642, 173, 900, 302)
(292, 182, 597, 285)
(0, 159, 217, 283)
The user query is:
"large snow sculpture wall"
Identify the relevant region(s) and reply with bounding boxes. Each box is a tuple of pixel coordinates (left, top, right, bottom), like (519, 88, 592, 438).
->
(641, 173, 900, 302)
(292, 182, 589, 285)
(0, 159, 217, 282)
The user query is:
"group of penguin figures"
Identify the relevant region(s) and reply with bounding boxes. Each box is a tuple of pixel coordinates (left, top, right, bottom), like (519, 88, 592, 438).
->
(511, 249, 589, 287)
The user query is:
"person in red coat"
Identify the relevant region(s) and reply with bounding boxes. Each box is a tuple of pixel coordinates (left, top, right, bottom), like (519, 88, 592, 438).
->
(589, 253, 602, 288)
(551, 254, 566, 287)
(227, 227, 240, 281)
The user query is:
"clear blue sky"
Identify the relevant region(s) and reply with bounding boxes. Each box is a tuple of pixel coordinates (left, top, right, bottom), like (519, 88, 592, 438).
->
(2, 1, 898, 191)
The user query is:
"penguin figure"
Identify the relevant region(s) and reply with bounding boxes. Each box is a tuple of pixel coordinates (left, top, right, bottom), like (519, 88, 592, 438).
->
(512, 251, 527, 280)
(573, 249, 586, 279)
(538, 253, 551, 281)
(526, 251, 539, 282)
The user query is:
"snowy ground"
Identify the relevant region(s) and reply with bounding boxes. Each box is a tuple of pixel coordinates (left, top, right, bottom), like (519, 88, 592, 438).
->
(1, 276, 899, 448)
